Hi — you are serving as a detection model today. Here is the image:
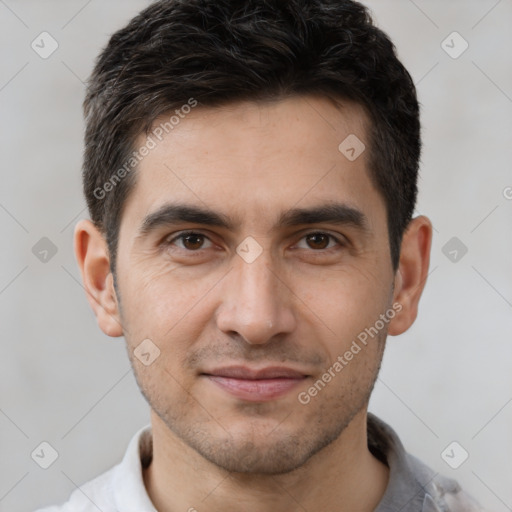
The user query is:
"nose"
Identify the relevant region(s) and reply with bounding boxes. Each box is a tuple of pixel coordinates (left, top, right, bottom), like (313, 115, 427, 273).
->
(215, 246, 297, 345)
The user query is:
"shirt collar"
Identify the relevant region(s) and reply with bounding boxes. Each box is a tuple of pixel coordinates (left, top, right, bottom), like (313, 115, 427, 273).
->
(111, 414, 439, 512)
(369, 413, 440, 512)
(112, 424, 157, 511)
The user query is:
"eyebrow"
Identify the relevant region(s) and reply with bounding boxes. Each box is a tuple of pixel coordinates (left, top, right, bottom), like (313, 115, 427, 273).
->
(137, 201, 369, 238)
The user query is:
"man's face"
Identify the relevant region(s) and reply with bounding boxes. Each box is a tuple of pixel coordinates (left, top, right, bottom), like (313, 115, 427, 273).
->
(114, 95, 397, 474)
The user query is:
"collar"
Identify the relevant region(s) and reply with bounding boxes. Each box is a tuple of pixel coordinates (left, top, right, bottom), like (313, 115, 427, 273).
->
(368, 413, 440, 511)
(112, 423, 157, 511)
(111, 414, 455, 512)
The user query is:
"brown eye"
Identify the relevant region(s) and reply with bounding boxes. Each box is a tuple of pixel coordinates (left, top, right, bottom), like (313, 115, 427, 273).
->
(293, 231, 346, 254)
(305, 233, 331, 250)
(181, 234, 205, 250)
(167, 232, 212, 251)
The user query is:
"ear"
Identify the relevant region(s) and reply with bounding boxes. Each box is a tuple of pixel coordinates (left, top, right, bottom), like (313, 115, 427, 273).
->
(73, 219, 124, 337)
(388, 215, 432, 336)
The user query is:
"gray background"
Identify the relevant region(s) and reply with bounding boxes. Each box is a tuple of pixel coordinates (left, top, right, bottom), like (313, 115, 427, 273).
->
(1, 1, 511, 510)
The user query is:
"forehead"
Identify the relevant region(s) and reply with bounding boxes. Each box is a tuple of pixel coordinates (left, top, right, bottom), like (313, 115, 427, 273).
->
(121, 95, 383, 233)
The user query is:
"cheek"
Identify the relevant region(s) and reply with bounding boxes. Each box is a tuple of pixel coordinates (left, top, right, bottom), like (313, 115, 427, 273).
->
(124, 258, 217, 312)
(293, 262, 392, 344)
(119, 260, 222, 351)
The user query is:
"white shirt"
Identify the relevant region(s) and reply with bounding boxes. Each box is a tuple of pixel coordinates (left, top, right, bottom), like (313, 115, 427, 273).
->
(34, 415, 485, 512)
(35, 425, 157, 512)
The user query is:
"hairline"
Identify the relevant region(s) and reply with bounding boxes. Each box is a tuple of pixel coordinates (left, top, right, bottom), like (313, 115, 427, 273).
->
(106, 92, 399, 285)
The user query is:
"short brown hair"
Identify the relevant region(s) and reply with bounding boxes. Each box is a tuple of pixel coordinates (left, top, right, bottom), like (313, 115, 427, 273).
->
(83, 0, 421, 274)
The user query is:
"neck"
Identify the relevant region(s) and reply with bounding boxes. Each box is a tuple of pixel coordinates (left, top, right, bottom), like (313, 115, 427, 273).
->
(143, 409, 389, 512)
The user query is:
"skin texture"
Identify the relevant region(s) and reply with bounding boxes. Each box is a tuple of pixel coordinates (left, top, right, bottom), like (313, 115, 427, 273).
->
(74, 95, 432, 512)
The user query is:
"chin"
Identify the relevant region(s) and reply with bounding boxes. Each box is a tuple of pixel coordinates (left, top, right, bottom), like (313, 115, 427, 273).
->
(195, 435, 313, 474)
(177, 419, 345, 475)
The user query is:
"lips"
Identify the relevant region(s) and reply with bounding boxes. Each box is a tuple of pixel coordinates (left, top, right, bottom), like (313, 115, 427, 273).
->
(202, 365, 308, 402)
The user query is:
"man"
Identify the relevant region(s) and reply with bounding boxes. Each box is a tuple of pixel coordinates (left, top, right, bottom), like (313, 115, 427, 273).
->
(37, 0, 485, 510)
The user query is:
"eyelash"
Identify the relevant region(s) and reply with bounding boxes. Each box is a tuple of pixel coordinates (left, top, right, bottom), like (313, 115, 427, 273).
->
(164, 230, 345, 254)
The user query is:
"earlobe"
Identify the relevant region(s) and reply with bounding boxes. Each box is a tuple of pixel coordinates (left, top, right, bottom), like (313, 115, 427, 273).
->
(73, 219, 124, 338)
(388, 216, 432, 336)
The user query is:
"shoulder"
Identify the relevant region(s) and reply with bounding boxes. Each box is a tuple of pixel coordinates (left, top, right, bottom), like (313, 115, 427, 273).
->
(407, 453, 487, 512)
(33, 466, 118, 512)
(368, 414, 488, 512)
(33, 424, 153, 512)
